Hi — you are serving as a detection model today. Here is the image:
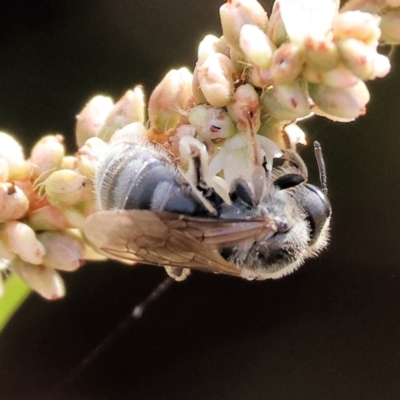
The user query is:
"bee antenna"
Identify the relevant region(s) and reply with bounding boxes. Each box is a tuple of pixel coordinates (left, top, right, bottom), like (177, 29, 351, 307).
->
(313, 141, 328, 195)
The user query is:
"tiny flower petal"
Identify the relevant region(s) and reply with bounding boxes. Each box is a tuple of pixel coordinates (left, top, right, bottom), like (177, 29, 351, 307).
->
(12, 257, 65, 300)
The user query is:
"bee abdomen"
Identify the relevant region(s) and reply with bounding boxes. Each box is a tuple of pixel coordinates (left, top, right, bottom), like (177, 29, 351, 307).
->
(95, 141, 203, 214)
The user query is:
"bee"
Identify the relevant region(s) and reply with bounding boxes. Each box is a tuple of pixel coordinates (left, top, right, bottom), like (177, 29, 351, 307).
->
(84, 132, 331, 281)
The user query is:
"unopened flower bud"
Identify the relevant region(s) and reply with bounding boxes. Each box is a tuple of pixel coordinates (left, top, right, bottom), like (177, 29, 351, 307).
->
(197, 53, 235, 107)
(267, 1, 288, 46)
(61, 208, 87, 230)
(12, 257, 65, 300)
(333, 11, 381, 45)
(227, 84, 261, 134)
(148, 68, 193, 132)
(188, 105, 236, 140)
(30, 134, 65, 177)
(321, 64, 359, 88)
(27, 204, 69, 231)
(270, 42, 304, 85)
(301, 64, 323, 84)
(45, 169, 88, 207)
(75, 95, 114, 147)
(37, 231, 85, 272)
(304, 36, 340, 72)
(99, 86, 146, 142)
(380, 9, 400, 45)
(309, 80, 370, 120)
(0, 182, 29, 223)
(0, 132, 29, 180)
(239, 24, 275, 69)
(261, 81, 311, 120)
(1, 221, 46, 264)
(61, 156, 78, 170)
(198, 34, 219, 64)
(338, 38, 390, 80)
(219, 0, 268, 51)
(250, 66, 273, 88)
(77, 137, 108, 179)
(279, 0, 338, 43)
(109, 122, 147, 144)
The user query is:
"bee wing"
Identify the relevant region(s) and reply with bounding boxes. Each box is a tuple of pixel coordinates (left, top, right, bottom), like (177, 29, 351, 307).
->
(84, 210, 277, 277)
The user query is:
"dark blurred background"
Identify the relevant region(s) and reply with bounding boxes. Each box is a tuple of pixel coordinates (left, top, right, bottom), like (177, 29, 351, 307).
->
(0, 1, 400, 399)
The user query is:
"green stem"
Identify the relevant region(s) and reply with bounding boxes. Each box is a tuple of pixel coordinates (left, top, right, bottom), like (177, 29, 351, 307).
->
(0, 274, 31, 331)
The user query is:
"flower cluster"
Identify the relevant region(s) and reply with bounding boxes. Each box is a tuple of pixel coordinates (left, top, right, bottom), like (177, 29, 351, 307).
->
(0, 0, 398, 300)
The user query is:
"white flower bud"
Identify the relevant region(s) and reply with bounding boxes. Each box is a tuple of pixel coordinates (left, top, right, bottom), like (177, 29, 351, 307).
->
(267, 1, 288, 46)
(188, 105, 236, 140)
(197, 53, 235, 107)
(219, 0, 268, 51)
(304, 36, 340, 72)
(44, 169, 88, 207)
(12, 257, 65, 300)
(0, 183, 29, 223)
(148, 68, 193, 132)
(261, 81, 311, 120)
(99, 86, 146, 142)
(284, 123, 307, 146)
(1, 221, 46, 265)
(77, 137, 108, 179)
(333, 11, 381, 45)
(321, 64, 359, 88)
(37, 231, 85, 272)
(239, 24, 275, 69)
(270, 42, 304, 85)
(198, 34, 220, 64)
(27, 204, 69, 231)
(309, 80, 370, 120)
(0, 132, 29, 180)
(75, 95, 114, 147)
(30, 134, 65, 177)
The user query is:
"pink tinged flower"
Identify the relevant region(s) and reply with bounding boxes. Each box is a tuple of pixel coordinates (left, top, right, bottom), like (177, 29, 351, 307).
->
(27, 204, 70, 231)
(239, 24, 275, 69)
(98, 86, 146, 142)
(148, 68, 193, 132)
(250, 66, 273, 88)
(337, 38, 390, 80)
(321, 64, 360, 88)
(12, 257, 65, 300)
(304, 36, 340, 72)
(29, 134, 65, 178)
(279, 0, 338, 43)
(270, 42, 304, 85)
(0, 183, 29, 223)
(1, 221, 45, 265)
(75, 95, 114, 148)
(76, 137, 109, 179)
(309, 80, 370, 121)
(197, 53, 235, 107)
(219, 0, 269, 51)
(37, 231, 85, 272)
(227, 84, 261, 135)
